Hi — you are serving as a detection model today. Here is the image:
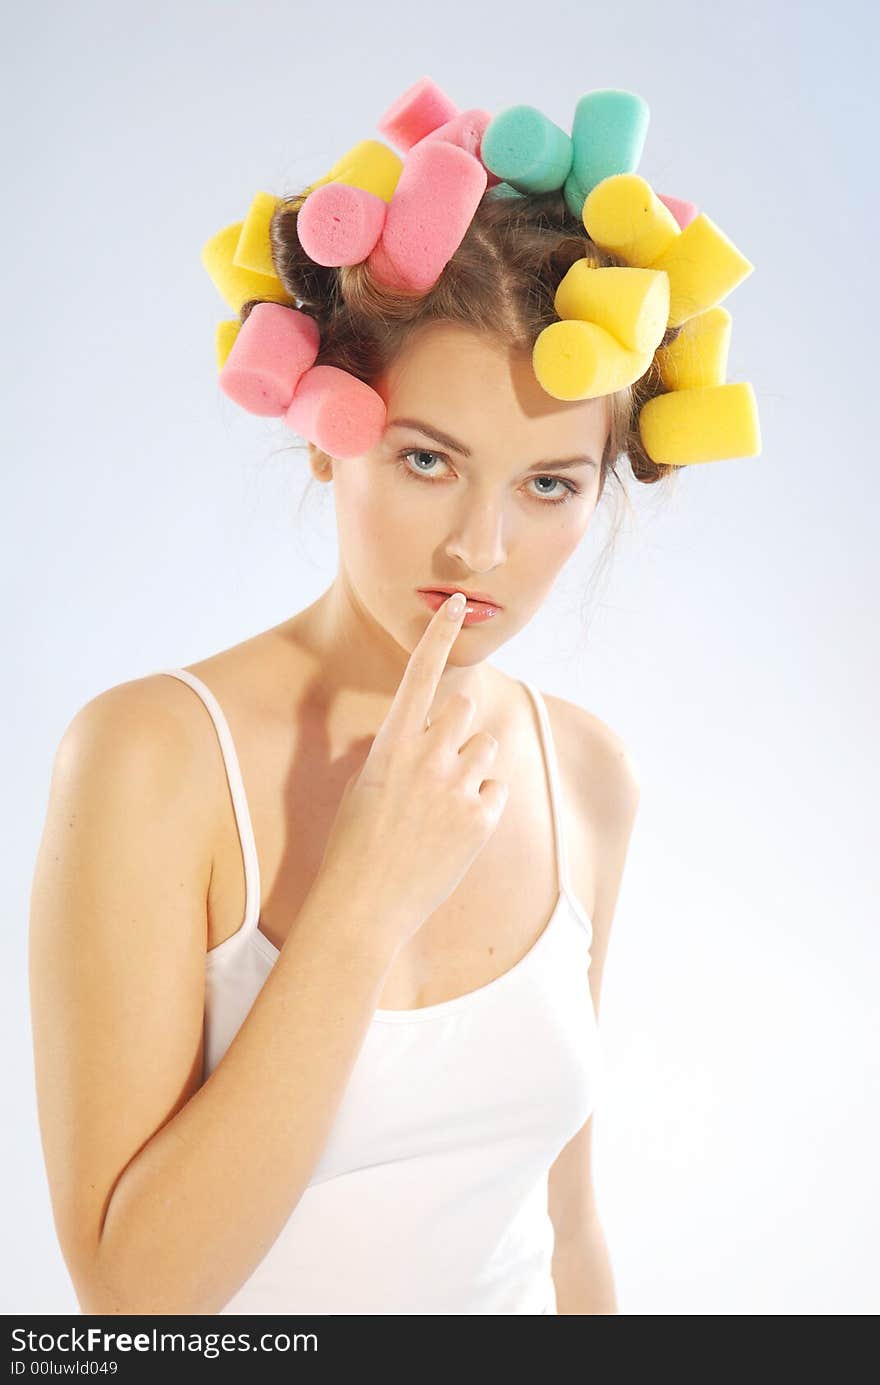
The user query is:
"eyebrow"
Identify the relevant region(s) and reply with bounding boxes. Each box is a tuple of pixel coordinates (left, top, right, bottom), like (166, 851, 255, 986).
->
(387, 417, 598, 470)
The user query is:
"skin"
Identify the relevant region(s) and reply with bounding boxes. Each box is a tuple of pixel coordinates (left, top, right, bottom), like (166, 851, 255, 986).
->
(31, 320, 640, 1314)
(300, 319, 610, 732)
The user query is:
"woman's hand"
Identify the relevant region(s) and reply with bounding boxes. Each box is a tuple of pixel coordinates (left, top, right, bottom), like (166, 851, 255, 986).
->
(316, 592, 510, 948)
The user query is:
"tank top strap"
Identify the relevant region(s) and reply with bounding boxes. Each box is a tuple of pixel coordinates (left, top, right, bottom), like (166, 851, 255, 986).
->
(518, 679, 574, 902)
(157, 668, 261, 937)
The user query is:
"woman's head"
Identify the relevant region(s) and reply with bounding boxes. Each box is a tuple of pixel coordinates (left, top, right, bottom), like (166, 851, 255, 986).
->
(311, 319, 611, 663)
(240, 185, 683, 661)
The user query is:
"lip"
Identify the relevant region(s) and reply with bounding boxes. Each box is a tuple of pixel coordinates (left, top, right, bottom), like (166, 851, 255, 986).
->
(416, 589, 502, 625)
(417, 586, 502, 607)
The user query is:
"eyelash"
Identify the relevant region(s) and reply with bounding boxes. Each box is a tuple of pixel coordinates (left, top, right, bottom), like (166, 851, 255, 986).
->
(395, 449, 582, 506)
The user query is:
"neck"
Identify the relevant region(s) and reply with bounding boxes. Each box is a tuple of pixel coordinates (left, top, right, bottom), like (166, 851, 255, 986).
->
(288, 573, 499, 730)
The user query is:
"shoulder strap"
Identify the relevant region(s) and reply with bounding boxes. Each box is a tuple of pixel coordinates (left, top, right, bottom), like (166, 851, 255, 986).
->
(157, 669, 261, 935)
(518, 679, 572, 900)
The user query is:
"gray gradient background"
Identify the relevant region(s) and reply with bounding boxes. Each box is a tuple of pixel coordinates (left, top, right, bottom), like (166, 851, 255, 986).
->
(4, 0, 876, 1315)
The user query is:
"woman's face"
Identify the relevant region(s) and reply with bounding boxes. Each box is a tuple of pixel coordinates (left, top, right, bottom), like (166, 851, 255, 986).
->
(312, 322, 610, 666)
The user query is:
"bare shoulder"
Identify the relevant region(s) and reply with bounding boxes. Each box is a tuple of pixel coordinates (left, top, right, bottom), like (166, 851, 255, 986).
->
(54, 672, 229, 852)
(541, 689, 642, 826)
(62, 671, 207, 749)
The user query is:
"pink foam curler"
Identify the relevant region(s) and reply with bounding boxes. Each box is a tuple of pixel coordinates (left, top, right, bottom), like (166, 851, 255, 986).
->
(297, 182, 388, 266)
(285, 364, 388, 460)
(414, 108, 501, 189)
(657, 193, 699, 230)
(219, 303, 320, 416)
(366, 140, 488, 294)
(377, 75, 460, 153)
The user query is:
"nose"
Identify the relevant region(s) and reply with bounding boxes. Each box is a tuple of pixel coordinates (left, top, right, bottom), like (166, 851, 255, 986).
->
(443, 495, 508, 573)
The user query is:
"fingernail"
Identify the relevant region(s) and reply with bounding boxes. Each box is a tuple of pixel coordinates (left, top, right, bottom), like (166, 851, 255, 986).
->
(446, 592, 467, 619)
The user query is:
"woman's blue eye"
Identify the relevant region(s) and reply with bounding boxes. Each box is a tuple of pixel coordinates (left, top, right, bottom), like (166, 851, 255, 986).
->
(396, 449, 581, 506)
(401, 448, 445, 476)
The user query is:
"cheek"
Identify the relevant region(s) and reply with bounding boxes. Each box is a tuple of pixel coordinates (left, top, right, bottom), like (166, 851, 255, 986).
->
(333, 469, 430, 570)
(522, 511, 588, 575)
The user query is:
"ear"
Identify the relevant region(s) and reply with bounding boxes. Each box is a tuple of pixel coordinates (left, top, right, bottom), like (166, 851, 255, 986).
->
(307, 444, 333, 481)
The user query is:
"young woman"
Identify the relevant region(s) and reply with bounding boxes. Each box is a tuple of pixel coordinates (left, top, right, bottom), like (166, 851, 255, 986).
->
(28, 169, 710, 1316)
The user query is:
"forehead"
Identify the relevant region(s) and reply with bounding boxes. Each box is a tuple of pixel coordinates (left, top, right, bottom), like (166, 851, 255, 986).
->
(377, 322, 610, 460)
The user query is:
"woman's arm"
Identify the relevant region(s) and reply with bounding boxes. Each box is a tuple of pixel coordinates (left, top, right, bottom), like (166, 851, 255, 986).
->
(551, 1189, 618, 1314)
(29, 681, 407, 1317)
(548, 712, 641, 1314)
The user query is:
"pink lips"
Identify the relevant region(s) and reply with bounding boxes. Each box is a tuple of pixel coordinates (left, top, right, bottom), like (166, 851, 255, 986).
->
(417, 589, 501, 624)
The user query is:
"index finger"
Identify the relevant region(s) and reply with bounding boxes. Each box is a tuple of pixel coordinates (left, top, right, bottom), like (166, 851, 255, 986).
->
(378, 591, 468, 742)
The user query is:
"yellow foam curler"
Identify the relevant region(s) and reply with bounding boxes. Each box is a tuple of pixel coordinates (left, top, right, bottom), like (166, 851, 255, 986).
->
(533, 318, 653, 400)
(583, 173, 681, 266)
(649, 213, 754, 328)
(215, 319, 241, 371)
(554, 262, 670, 357)
(234, 192, 281, 278)
(656, 307, 731, 391)
(639, 381, 761, 465)
(319, 138, 404, 203)
(201, 221, 292, 314)
(584, 174, 754, 329)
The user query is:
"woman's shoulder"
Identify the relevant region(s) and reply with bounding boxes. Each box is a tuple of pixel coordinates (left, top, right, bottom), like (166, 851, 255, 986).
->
(47, 672, 224, 900)
(61, 670, 213, 762)
(59, 627, 292, 823)
(536, 685, 642, 813)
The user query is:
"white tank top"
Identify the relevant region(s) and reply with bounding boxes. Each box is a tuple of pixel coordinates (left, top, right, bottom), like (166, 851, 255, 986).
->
(158, 667, 604, 1315)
